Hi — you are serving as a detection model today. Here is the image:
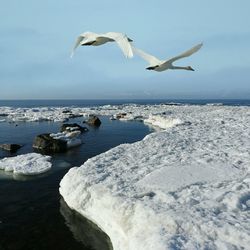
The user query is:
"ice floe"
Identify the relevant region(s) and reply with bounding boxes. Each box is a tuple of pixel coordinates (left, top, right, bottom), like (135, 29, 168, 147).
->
(0, 153, 52, 175)
(59, 104, 250, 250)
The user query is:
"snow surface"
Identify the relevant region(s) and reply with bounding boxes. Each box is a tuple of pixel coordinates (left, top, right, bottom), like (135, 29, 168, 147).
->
(0, 153, 52, 175)
(144, 114, 182, 129)
(50, 130, 82, 148)
(58, 104, 250, 250)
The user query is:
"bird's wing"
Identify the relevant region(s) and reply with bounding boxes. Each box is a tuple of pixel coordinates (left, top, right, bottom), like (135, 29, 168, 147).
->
(165, 43, 203, 64)
(70, 32, 99, 57)
(70, 35, 85, 58)
(103, 32, 134, 58)
(132, 46, 161, 66)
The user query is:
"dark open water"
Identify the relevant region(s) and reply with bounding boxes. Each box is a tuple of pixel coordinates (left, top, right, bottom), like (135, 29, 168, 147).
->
(0, 98, 250, 108)
(0, 99, 249, 250)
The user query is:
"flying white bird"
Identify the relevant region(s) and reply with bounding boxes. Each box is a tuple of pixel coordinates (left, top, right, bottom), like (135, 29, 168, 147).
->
(71, 31, 134, 58)
(133, 43, 203, 72)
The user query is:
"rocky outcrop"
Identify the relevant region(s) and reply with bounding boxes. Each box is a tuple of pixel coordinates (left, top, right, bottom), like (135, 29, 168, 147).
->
(0, 144, 22, 152)
(62, 110, 83, 118)
(60, 123, 88, 133)
(86, 116, 101, 127)
(115, 113, 127, 119)
(68, 114, 84, 119)
(33, 134, 67, 153)
(62, 110, 72, 114)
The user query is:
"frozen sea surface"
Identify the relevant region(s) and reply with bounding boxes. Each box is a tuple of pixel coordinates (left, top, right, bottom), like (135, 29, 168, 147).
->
(59, 104, 250, 250)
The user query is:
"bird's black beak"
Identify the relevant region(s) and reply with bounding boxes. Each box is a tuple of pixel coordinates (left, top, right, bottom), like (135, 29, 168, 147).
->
(146, 65, 158, 70)
(146, 66, 154, 70)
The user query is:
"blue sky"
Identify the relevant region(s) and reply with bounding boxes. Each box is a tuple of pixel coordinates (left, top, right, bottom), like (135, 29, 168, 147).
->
(0, 0, 250, 99)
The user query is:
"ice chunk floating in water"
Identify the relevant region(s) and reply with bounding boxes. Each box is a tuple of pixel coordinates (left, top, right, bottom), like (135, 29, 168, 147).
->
(0, 153, 52, 175)
(60, 105, 250, 250)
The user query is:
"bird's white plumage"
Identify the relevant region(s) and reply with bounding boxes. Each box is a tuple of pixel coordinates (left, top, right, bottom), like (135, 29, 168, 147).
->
(133, 43, 203, 72)
(132, 47, 162, 66)
(104, 32, 133, 58)
(70, 36, 86, 58)
(164, 43, 203, 65)
(71, 31, 133, 58)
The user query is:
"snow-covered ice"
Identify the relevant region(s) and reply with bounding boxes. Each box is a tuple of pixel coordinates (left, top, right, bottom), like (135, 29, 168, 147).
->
(1, 103, 249, 248)
(0, 153, 52, 175)
(59, 104, 250, 250)
(50, 130, 82, 148)
(144, 114, 182, 129)
(0, 106, 84, 123)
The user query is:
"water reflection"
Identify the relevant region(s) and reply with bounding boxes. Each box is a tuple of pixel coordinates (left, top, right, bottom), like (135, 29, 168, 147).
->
(0, 169, 50, 181)
(60, 198, 113, 250)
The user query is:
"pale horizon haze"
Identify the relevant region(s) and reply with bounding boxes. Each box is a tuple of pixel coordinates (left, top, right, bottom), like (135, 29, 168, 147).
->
(1, 0, 250, 100)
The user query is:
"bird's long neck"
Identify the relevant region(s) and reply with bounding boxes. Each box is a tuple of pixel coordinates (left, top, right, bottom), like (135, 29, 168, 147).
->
(171, 66, 190, 70)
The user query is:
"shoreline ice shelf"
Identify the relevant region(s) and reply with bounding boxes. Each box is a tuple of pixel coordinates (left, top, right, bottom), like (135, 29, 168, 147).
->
(58, 104, 250, 249)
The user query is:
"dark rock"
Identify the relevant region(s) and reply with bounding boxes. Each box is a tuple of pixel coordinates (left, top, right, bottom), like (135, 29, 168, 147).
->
(68, 114, 83, 119)
(62, 110, 72, 113)
(60, 123, 88, 133)
(161, 111, 172, 115)
(86, 116, 101, 127)
(33, 133, 67, 153)
(0, 144, 22, 152)
(116, 113, 127, 119)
